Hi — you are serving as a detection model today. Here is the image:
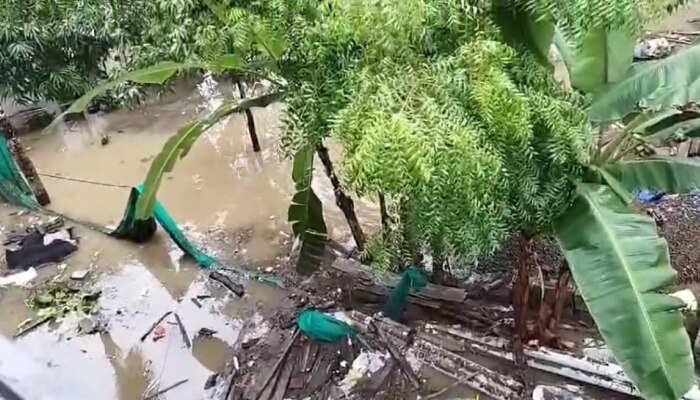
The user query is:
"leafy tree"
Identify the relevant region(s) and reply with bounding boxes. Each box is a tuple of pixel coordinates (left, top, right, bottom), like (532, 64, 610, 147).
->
(0, 0, 143, 104)
(54, 0, 700, 398)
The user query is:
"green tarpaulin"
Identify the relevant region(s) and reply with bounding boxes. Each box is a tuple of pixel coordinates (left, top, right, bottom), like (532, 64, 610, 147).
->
(0, 135, 38, 209)
(383, 267, 427, 320)
(111, 185, 216, 268)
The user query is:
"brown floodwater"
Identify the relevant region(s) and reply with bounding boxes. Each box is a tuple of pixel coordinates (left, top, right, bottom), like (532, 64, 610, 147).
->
(0, 84, 378, 400)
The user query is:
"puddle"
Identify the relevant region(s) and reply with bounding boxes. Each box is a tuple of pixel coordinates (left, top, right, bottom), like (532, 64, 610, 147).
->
(0, 84, 378, 399)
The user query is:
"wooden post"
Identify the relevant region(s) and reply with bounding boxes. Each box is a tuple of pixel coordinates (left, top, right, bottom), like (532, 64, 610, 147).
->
(0, 114, 51, 205)
(236, 81, 261, 152)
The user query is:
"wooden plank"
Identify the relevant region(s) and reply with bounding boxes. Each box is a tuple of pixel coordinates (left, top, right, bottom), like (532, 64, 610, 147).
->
(332, 258, 468, 303)
(271, 352, 296, 400)
(678, 140, 691, 158)
(690, 139, 700, 156)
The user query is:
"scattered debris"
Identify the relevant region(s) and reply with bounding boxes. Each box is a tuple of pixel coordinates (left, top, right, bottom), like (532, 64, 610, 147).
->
(100, 134, 110, 146)
(174, 313, 192, 348)
(634, 37, 672, 59)
(142, 379, 189, 400)
(0, 267, 37, 287)
(3, 217, 64, 245)
(153, 325, 166, 342)
(425, 370, 479, 399)
(13, 316, 53, 338)
(5, 228, 78, 270)
(204, 373, 219, 390)
(197, 327, 217, 337)
(209, 270, 245, 297)
(370, 319, 420, 388)
(338, 350, 389, 395)
(29, 283, 100, 320)
(191, 297, 203, 308)
(140, 311, 172, 342)
(254, 327, 300, 399)
(532, 385, 587, 400)
(78, 316, 106, 335)
(241, 337, 260, 349)
(70, 269, 90, 281)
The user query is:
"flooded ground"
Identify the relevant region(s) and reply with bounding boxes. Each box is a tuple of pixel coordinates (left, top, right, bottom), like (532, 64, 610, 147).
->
(2, 6, 700, 398)
(0, 82, 378, 400)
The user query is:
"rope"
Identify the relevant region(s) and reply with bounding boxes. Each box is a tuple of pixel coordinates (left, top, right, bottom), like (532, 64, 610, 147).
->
(37, 172, 131, 189)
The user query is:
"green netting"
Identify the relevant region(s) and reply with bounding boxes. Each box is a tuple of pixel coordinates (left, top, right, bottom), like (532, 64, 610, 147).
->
(0, 135, 38, 208)
(297, 309, 356, 342)
(383, 267, 428, 320)
(111, 185, 216, 268)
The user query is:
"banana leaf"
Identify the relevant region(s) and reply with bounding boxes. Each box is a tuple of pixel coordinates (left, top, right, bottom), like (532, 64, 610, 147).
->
(589, 43, 700, 123)
(565, 28, 635, 94)
(644, 118, 700, 144)
(288, 145, 327, 274)
(605, 157, 700, 194)
(554, 183, 693, 400)
(134, 92, 282, 220)
(44, 54, 247, 133)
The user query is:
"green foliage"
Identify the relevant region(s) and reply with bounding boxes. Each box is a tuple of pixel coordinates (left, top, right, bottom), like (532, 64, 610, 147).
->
(0, 0, 143, 104)
(554, 183, 694, 399)
(29, 283, 100, 319)
(518, 0, 672, 41)
(288, 145, 327, 274)
(278, 0, 590, 265)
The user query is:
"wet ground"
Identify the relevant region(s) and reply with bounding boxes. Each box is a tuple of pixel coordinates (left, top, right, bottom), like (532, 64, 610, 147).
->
(0, 82, 378, 400)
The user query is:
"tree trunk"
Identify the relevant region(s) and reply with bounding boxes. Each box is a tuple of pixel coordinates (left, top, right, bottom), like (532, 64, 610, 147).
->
(0, 117, 50, 206)
(549, 266, 571, 333)
(534, 262, 571, 348)
(511, 233, 532, 388)
(236, 81, 260, 152)
(379, 192, 390, 230)
(316, 144, 365, 252)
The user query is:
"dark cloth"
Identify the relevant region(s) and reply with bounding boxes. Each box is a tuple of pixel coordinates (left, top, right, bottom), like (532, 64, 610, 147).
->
(5, 230, 77, 270)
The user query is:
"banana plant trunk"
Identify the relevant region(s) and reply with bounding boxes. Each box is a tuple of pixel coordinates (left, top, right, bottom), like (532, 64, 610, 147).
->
(511, 233, 532, 373)
(0, 116, 50, 206)
(535, 261, 571, 347)
(236, 80, 260, 152)
(316, 144, 365, 252)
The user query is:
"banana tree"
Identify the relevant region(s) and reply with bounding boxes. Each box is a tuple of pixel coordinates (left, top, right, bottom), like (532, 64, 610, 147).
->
(507, 5, 700, 395)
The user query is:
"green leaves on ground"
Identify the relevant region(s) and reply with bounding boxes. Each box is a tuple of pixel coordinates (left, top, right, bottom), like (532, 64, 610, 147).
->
(589, 43, 700, 123)
(288, 145, 327, 274)
(554, 183, 694, 400)
(605, 156, 700, 194)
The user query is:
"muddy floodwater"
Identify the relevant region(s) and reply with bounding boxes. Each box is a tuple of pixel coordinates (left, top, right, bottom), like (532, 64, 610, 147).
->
(0, 84, 378, 400)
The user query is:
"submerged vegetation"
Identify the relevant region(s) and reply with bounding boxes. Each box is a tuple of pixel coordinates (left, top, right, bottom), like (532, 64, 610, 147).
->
(25, 0, 700, 398)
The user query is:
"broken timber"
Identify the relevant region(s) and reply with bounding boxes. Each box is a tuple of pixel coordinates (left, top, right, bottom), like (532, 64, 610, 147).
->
(331, 258, 468, 305)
